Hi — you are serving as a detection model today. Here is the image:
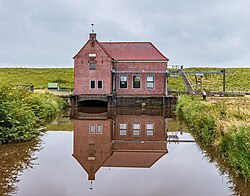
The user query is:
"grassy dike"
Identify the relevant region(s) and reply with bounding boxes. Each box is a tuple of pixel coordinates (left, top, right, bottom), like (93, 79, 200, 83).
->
(0, 84, 66, 144)
(175, 95, 250, 180)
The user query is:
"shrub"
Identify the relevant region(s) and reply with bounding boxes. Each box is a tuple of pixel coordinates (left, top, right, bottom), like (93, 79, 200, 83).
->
(0, 84, 66, 143)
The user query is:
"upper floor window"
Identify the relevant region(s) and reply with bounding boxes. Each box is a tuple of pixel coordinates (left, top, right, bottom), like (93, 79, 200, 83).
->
(89, 124, 95, 134)
(120, 76, 128, 88)
(146, 76, 154, 89)
(119, 123, 127, 136)
(133, 75, 141, 88)
(97, 125, 103, 134)
(90, 80, 95, 89)
(89, 63, 95, 70)
(98, 80, 103, 89)
(89, 54, 96, 70)
(146, 123, 154, 136)
(133, 123, 140, 136)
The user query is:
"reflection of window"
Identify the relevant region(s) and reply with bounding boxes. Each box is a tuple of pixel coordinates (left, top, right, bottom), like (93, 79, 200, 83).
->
(98, 81, 102, 89)
(146, 76, 154, 89)
(146, 123, 154, 136)
(120, 76, 127, 88)
(133, 123, 140, 136)
(89, 125, 95, 134)
(119, 123, 127, 136)
(97, 125, 103, 134)
(89, 63, 95, 70)
(133, 75, 141, 88)
(90, 81, 95, 89)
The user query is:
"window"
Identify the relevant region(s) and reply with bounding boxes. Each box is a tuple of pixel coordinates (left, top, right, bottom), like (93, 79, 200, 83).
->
(90, 81, 95, 89)
(97, 125, 103, 134)
(133, 123, 140, 136)
(89, 54, 96, 70)
(146, 76, 154, 89)
(146, 123, 154, 136)
(133, 75, 141, 88)
(89, 63, 95, 70)
(98, 80, 102, 89)
(119, 123, 127, 136)
(89, 124, 95, 134)
(120, 76, 127, 88)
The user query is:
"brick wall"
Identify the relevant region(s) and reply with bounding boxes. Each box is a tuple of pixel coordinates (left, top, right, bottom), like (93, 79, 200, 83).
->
(114, 62, 167, 96)
(74, 36, 113, 95)
(114, 115, 166, 140)
(73, 119, 112, 180)
(74, 34, 168, 97)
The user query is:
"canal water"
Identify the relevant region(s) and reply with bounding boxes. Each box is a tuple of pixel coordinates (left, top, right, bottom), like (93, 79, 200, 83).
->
(0, 107, 249, 196)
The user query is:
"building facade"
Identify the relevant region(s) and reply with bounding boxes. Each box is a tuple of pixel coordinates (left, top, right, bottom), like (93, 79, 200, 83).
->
(73, 32, 169, 106)
(72, 107, 168, 181)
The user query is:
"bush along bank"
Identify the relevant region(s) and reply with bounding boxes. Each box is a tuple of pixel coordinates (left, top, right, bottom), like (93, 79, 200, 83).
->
(0, 85, 67, 144)
(175, 95, 250, 181)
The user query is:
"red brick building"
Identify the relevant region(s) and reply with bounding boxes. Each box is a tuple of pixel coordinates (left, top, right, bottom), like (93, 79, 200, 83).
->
(72, 107, 168, 181)
(73, 32, 169, 106)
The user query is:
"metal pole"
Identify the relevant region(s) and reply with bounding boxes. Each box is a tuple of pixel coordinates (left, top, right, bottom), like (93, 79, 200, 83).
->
(165, 70, 169, 96)
(223, 69, 226, 94)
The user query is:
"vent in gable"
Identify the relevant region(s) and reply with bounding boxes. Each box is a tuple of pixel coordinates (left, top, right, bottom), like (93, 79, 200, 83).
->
(89, 54, 96, 58)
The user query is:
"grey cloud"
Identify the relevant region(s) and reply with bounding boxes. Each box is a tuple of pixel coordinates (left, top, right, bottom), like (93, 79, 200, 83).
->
(0, 0, 249, 67)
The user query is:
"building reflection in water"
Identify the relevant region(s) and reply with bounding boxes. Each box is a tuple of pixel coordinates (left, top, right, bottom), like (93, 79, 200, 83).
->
(71, 107, 171, 182)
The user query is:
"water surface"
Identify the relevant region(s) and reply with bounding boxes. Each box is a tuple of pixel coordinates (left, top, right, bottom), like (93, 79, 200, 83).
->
(0, 107, 249, 196)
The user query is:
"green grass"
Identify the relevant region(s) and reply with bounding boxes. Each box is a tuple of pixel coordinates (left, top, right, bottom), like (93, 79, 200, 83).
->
(0, 68, 74, 89)
(0, 68, 249, 92)
(176, 95, 250, 180)
(185, 68, 250, 92)
(168, 76, 186, 91)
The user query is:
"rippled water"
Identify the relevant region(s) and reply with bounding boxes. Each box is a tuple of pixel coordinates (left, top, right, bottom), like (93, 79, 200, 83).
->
(0, 107, 249, 196)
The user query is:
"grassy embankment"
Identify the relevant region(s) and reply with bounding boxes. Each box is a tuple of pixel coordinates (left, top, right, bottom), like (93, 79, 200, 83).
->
(167, 68, 250, 92)
(185, 68, 250, 92)
(0, 84, 66, 144)
(0, 68, 74, 89)
(0, 68, 249, 92)
(176, 95, 250, 180)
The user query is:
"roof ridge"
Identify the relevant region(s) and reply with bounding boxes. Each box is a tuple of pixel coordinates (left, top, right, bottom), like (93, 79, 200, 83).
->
(100, 41, 152, 44)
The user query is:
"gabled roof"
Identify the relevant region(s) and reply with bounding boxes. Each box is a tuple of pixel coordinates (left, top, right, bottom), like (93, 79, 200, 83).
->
(100, 42, 169, 61)
(103, 151, 166, 168)
(73, 39, 112, 59)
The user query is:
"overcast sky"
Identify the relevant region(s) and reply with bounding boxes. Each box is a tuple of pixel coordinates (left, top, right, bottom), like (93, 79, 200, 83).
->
(0, 0, 249, 68)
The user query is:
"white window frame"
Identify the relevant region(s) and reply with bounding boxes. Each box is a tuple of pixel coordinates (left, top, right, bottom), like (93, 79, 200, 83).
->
(119, 75, 128, 89)
(90, 80, 95, 89)
(132, 75, 141, 89)
(89, 124, 95, 134)
(132, 123, 141, 136)
(96, 124, 103, 134)
(97, 80, 103, 89)
(146, 123, 154, 136)
(146, 75, 155, 89)
(119, 123, 127, 136)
